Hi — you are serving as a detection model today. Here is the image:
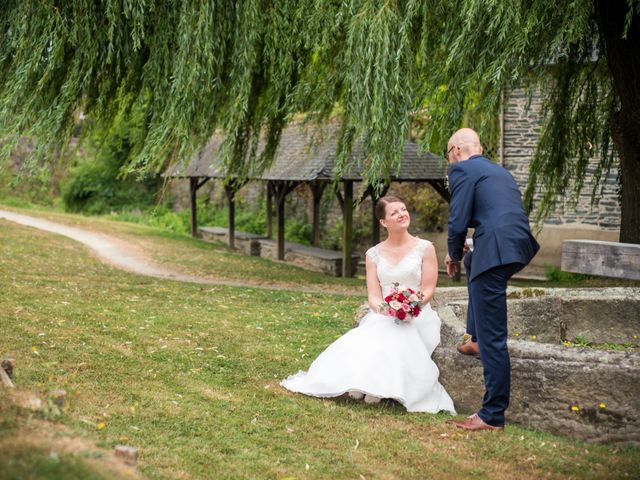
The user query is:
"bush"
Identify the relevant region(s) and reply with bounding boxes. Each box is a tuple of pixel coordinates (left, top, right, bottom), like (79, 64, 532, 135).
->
(62, 156, 159, 215)
(62, 101, 161, 215)
(544, 265, 594, 282)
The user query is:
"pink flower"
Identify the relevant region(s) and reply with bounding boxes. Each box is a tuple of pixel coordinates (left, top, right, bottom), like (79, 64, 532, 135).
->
(388, 308, 396, 317)
(401, 303, 410, 312)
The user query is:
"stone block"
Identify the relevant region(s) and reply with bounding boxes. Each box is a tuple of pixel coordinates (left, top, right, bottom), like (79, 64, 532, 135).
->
(200, 227, 267, 256)
(115, 445, 138, 466)
(258, 239, 359, 277)
(49, 389, 67, 407)
(2, 358, 15, 379)
(433, 290, 640, 445)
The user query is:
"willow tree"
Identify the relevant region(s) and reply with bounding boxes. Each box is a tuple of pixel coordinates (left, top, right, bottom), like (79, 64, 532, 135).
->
(1, 1, 639, 242)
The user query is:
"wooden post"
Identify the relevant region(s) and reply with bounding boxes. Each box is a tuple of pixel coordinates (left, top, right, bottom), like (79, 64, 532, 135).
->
(310, 181, 327, 247)
(370, 184, 390, 245)
(277, 190, 286, 260)
(266, 182, 273, 238)
(342, 180, 354, 277)
(225, 184, 236, 250)
(372, 196, 381, 245)
(189, 177, 198, 237)
(272, 181, 298, 261)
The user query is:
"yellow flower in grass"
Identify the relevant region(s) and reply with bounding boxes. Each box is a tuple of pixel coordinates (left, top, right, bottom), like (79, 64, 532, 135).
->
(599, 403, 606, 410)
(531, 335, 537, 341)
(97, 422, 106, 430)
(564, 341, 572, 347)
(571, 405, 580, 412)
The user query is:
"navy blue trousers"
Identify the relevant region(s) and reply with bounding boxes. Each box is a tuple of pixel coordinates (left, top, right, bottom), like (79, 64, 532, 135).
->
(464, 251, 524, 427)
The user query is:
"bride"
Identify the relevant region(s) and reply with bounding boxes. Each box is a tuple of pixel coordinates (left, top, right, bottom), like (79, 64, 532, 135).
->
(281, 196, 455, 413)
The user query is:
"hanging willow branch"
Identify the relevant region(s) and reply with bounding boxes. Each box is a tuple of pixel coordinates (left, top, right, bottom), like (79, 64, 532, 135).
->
(1, 0, 639, 227)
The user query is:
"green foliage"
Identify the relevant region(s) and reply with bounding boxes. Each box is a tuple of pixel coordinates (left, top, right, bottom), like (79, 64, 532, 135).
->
(1, 0, 639, 235)
(392, 183, 448, 231)
(110, 200, 314, 245)
(0, 152, 59, 206)
(544, 265, 595, 283)
(61, 157, 158, 215)
(62, 103, 160, 214)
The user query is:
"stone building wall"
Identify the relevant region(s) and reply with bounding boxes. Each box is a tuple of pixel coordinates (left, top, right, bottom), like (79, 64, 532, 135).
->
(502, 87, 621, 230)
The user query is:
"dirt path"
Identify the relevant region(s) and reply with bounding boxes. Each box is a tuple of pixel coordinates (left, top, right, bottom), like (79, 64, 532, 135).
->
(0, 210, 369, 295)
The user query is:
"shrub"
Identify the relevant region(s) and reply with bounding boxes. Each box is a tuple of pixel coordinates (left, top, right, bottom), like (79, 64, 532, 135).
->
(544, 265, 594, 282)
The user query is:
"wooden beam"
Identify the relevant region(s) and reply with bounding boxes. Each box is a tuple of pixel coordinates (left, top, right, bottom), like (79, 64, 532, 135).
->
(189, 177, 198, 237)
(427, 179, 450, 203)
(342, 180, 354, 277)
(334, 186, 345, 212)
(310, 181, 328, 247)
(197, 177, 211, 190)
(367, 184, 390, 245)
(272, 181, 299, 261)
(188, 177, 212, 238)
(266, 181, 273, 239)
(224, 184, 237, 250)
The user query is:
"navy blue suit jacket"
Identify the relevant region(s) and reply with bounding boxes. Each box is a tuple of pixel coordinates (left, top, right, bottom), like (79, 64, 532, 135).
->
(447, 155, 540, 281)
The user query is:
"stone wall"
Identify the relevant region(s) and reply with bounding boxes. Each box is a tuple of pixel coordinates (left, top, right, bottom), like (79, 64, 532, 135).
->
(502, 87, 621, 230)
(432, 287, 640, 445)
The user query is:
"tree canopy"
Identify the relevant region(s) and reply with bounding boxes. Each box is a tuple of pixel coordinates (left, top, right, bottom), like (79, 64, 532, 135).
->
(1, 1, 639, 241)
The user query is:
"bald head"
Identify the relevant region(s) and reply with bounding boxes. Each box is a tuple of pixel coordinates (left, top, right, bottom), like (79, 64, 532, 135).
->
(446, 128, 483, 164)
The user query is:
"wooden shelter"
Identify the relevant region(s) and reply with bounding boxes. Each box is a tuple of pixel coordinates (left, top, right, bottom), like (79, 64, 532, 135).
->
(167, 123, 448, 277)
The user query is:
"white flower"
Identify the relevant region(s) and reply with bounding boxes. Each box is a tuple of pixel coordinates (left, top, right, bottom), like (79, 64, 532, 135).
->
(389, 300, 402, 310)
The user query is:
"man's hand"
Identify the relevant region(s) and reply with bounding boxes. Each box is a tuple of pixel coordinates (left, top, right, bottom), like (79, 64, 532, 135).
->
(445, 253, 459, 278)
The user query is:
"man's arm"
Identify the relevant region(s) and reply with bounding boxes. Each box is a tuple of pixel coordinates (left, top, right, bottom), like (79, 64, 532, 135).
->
(447, 165, 474, 262)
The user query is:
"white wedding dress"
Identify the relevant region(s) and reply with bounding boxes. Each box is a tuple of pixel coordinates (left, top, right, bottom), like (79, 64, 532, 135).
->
(281, 239, 456, 413)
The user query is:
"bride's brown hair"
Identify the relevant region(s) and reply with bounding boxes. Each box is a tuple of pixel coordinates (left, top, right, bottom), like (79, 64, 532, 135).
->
(375, 196, 406, 221)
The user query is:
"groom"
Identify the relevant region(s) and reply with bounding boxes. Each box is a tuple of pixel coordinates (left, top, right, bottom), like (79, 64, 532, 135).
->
(443, 128, 539, 431)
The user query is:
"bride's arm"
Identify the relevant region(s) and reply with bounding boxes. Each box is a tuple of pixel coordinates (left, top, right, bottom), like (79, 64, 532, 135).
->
(420, 243, 438, 303)
(365, 255, 383, 312)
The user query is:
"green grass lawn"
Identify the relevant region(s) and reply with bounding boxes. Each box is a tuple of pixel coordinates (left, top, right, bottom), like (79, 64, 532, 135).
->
(1, 212, 639, 479)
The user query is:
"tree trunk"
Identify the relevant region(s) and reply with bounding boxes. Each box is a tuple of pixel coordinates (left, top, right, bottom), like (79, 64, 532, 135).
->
(597, 0, 640, 244)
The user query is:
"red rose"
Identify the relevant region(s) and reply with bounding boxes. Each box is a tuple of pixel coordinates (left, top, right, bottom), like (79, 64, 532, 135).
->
(412, 306, 421, 316)
(397, 293, 406, 302)
(396, 309, 407, 320)
(408, 288, 415, 294)
(384, 295, 392, 302)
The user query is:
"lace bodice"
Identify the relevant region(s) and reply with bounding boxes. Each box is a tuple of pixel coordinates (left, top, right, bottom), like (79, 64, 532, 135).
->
(366, 239, 431, 297)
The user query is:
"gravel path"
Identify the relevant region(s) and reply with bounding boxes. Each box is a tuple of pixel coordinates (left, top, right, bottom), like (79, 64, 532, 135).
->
(0, 209, 368, 295)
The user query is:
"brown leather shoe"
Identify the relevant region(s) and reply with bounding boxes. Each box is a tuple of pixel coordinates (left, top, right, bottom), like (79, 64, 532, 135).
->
(447, 413, 504, 431)
(457, 337, 480, 356)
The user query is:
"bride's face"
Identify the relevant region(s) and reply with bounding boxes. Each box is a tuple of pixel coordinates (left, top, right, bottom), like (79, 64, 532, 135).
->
(382, 202, 410, 231)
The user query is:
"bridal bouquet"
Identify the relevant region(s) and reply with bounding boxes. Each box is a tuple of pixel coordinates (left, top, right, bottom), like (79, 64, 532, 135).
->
(380, 283, 423, 324)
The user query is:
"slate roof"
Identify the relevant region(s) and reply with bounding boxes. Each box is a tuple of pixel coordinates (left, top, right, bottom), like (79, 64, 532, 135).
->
(167, 122, 447, 182)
